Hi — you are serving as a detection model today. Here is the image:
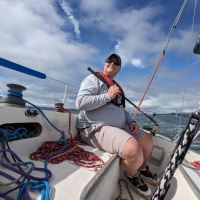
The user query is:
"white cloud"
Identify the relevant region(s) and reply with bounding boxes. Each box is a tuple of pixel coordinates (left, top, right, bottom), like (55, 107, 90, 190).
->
(80, 2, 199, 69)
(77, 1, 200, 113)
(59, 0, 80, 39)
(80, 4, 165, 67)
(131, 58, 145, 68)
(80, 0, 115, 13)
(0, 0, 95, 71)
(119, 63, 200, 114)
(0, 0, 98, 108)
(1, 0, 199, 113)
(79, 2, 200, 113)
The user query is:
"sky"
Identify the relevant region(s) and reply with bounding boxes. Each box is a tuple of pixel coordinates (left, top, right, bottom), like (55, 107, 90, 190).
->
(0, 0, 200, 114)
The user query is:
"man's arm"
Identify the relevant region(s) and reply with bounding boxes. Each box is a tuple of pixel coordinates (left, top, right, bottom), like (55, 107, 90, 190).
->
(125, 110, 140, 134)
(76, 75, 111, 111)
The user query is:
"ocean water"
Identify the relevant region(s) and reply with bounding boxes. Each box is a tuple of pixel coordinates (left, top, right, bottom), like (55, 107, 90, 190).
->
(135, 114, 200, 154)
(44, 107, 200, 154)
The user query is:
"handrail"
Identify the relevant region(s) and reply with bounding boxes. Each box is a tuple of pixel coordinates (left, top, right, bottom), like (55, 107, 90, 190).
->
(0, 57, 46, 79)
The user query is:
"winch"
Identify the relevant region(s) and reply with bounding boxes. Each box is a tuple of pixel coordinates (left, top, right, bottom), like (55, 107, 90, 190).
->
(0, 83, 26, 107)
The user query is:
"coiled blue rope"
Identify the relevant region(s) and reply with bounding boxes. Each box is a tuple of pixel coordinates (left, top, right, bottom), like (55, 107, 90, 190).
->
(0, 149, 52, 200)
(0, 127, 52, 200)
(17, 180, 50, 200)
(1, 88, 68, 200)
(6, 85, 67, 145)
(0, 127, 31, 141)
(24, 100, 68, 170)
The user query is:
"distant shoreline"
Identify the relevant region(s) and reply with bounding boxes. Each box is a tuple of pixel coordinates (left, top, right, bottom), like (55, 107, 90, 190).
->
(29, 106, 191, 117)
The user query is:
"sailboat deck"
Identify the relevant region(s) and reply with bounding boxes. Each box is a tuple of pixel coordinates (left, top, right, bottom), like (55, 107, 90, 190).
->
(0, 106, 120, 200)
(1, 107, 200, 200)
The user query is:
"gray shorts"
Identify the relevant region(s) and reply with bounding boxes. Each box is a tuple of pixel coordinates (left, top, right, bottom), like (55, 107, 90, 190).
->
(80, 124, 144, 157)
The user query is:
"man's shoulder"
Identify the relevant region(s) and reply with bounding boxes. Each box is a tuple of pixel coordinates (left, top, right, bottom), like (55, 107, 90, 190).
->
(82, 74, 106, 88)
(83, 74, 99, 83)
(86, 74, 97, 79)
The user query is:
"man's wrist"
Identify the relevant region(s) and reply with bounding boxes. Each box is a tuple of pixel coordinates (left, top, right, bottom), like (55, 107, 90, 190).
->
(105, 93, 111, 101)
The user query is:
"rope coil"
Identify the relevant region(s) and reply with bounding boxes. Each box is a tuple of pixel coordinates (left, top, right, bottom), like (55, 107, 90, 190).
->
(0, 148, 52, 200)
(30, 137, 104, 168)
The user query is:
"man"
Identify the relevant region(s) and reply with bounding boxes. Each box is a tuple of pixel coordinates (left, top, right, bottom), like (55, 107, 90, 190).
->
(76, 53, 156, 197)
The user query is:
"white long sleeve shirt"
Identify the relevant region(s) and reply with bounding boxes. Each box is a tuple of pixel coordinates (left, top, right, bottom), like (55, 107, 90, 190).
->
(76, 74, 134, 128)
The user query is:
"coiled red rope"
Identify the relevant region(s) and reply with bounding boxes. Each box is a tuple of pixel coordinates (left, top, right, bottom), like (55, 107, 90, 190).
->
(190, 160, 200, 170)
(30, 104, 104, 168)
(30, 137, 104, 168)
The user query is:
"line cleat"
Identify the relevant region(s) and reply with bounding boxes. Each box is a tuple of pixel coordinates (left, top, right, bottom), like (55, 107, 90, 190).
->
(126, 172, 151, 197)
(140, 166, 159, 186)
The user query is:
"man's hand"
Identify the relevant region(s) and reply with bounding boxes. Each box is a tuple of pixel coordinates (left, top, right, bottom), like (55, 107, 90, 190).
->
(107, 84, 121, 100)
(130, 121, 139, 134)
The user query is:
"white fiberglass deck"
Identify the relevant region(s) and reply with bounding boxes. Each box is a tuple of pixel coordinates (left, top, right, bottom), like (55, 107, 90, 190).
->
(0, 106, 119, 200)
(1, 106, 200, 200)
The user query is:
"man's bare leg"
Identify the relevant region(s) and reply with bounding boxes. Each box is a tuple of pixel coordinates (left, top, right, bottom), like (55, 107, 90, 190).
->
(138, 132, 153, 169)
(121, 138, 144, 176)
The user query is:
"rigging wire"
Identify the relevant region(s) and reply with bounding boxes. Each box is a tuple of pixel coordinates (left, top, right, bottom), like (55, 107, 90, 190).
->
(177, 0, 198, 138)
(47, 76, 79, 89)
(47, 76, 79, 107)
(132, 0, 189, 117)
(162, 0, 188, 51)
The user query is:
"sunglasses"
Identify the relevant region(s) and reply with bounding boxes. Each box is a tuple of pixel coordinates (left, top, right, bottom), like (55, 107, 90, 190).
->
(105, 58, 120, 66)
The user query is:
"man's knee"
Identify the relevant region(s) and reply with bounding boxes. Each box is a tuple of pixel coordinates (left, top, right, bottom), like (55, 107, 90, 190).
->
(122, 138, 143, 161)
